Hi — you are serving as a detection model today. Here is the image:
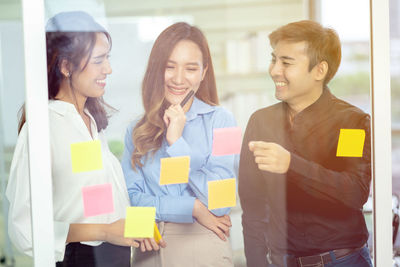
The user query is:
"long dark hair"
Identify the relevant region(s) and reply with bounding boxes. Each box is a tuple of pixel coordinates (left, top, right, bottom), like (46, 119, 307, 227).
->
(131, 22, 218, 169)
(18, 11, 114, 134)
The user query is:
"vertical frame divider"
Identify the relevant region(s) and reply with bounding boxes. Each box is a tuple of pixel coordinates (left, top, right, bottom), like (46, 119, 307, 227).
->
(21, 0, 55, 265)
(370, 0, 393, 265)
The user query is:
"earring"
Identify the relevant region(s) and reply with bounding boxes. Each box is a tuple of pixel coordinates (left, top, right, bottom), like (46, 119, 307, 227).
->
(64, 72, 70, 78)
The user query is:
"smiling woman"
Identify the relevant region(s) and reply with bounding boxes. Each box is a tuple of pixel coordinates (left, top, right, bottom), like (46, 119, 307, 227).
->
(131, 22, 219, 168)
(164, 39, 207, 107)
(122, 22, 237, 267)
(55, 31, 112, 134)
(6, 11, 142, 267)
(65, 32, 112, 98)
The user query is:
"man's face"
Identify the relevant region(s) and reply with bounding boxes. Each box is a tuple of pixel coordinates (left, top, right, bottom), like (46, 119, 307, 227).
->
(269, 41, 322, 110)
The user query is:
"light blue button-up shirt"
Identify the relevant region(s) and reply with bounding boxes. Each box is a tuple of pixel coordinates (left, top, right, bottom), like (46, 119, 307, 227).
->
(122, 97, 238, 223)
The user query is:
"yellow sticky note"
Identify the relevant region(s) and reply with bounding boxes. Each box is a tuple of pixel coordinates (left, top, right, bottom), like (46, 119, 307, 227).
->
(336, 129, 366, 157)
(154, 223, 162, 244)
(159, 156, 190, 185)
(208, 178, 236, 210)
(70, 140, 103, 173)
(124, 207, 156, 238)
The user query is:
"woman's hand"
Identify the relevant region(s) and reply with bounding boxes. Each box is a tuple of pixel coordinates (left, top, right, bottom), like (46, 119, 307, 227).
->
(192, 199, 232, 241)
(67, 219, 142, 247)
(139, 237, 167, 252)
(163, 104, 186, 145)
(104, 219, 142, 248)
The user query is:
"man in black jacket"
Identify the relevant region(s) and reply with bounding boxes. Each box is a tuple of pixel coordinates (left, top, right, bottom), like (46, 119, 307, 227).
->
(239, 20, 372, 267)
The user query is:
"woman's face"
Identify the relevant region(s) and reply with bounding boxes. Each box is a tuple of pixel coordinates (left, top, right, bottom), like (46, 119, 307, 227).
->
(71, 33, 112, 99)
(164, 40, 207, 105)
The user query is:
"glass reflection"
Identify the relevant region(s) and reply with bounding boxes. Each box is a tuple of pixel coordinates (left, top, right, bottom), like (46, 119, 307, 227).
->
(0, 0, 375, 266)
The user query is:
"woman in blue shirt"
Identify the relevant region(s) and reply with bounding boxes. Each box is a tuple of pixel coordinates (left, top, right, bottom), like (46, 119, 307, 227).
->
(122, 22, 237, 266)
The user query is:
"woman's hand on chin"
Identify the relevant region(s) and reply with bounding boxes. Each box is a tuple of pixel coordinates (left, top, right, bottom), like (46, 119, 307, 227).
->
(163, 104, 186, 145)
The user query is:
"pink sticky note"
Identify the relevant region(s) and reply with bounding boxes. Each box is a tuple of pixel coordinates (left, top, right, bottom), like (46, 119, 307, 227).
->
(212, 127, 242, 156)
(82, 183, 114, 217)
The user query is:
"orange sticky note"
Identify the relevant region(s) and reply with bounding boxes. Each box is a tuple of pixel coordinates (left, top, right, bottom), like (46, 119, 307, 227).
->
(70, 140, 103, 173)
(212, 127, 242, 156)
(208, 178, 236, 210)
(159, 156, 190, 185)
(124, 207, 156, 238)
(336, 129, 366, 157)
(154, 223, 162, 244)
(82, 183, 114, 217)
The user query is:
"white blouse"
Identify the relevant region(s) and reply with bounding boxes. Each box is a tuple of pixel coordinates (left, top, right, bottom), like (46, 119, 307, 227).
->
(6, 100, 130, 262)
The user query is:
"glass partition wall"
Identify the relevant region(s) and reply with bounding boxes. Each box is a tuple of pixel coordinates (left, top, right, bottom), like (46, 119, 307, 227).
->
(0, 0, 393, 266)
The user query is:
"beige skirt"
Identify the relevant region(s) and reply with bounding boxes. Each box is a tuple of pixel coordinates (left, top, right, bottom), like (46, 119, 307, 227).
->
(132, 221, 233, 267)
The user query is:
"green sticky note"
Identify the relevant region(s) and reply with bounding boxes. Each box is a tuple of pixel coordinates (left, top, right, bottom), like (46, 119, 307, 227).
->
(336, 129, 366, 157)
(208, 178, 236, 210)
(159, 156, 190, 185)
(124, 207, 156, 238)
(70, 140, 103, 173)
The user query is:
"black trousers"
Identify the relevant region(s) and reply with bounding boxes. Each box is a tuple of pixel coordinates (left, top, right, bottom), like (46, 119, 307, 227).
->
(56, 242, 130, 267)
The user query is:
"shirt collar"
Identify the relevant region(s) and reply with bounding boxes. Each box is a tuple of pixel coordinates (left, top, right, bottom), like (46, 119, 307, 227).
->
(49, 99, 99, 137)
(185, 97, 216, 121)
(49, 99, 93, 117)
(284, 87, 335, 127)
(49, 100, 78, 116)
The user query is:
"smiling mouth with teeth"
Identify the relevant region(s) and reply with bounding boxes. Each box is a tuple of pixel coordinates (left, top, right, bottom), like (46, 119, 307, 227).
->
(275, 82, 287, 87)
(96, 79, 106, 87)
(168, 86, 188, 94)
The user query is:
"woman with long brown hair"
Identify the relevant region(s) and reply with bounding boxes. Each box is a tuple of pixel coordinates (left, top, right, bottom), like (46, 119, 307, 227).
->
(6, 11, 141, 266)
(122, 22, 236, 266)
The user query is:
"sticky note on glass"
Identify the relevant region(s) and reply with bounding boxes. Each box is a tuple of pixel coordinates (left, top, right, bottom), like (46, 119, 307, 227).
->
(71, 140, 103, 173)
(159, 156, 190, 185)
(154, 223, 162, 244)
(208, 178, 236, 210)
(82, 183, 114, 217)
(336, 129, 366, 157)
(124, 207, 156, 238)
(212, 127, 242, 156)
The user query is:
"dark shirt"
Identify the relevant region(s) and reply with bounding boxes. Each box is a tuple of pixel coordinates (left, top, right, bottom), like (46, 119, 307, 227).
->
(238, 89, 371, 267)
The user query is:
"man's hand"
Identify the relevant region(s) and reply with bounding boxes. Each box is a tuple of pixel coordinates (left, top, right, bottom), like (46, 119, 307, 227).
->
(249, 141, 291, 174)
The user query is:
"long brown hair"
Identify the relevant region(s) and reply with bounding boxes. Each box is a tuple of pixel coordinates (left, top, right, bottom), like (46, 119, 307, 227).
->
(18, 11, 114, 134)
(131, 22, 218, 169)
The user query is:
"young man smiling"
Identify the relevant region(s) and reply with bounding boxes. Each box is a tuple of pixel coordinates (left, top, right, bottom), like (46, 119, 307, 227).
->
(239, 20, 372, 267)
